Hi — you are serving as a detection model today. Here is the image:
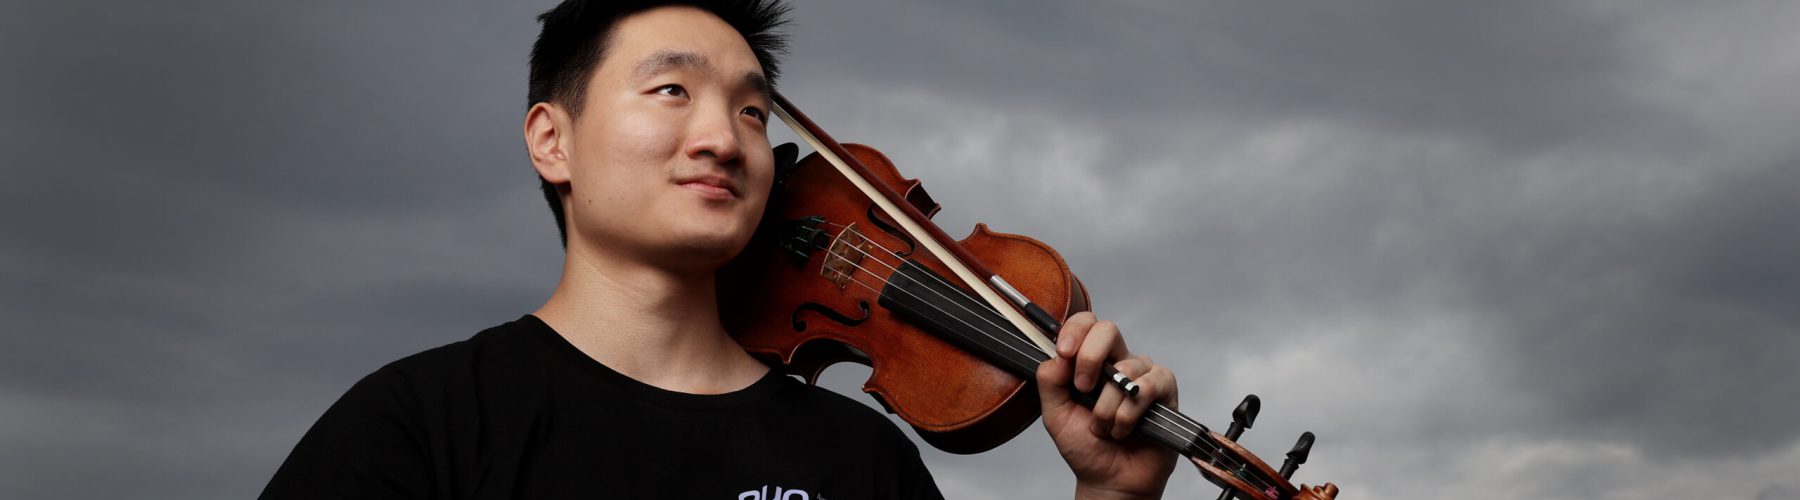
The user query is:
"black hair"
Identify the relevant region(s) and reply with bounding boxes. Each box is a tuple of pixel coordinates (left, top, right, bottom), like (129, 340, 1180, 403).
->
(527, 0, 791, 248)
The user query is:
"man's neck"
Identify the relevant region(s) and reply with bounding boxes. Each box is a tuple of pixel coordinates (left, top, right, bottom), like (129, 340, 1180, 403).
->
(532, 244, 768, 394)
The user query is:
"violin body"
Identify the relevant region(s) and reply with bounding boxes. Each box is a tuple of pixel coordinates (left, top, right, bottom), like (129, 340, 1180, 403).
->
(718, 144, 1090, 454)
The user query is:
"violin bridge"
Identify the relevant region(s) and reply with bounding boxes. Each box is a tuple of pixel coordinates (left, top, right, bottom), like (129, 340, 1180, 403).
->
(821, 223, 871, 290)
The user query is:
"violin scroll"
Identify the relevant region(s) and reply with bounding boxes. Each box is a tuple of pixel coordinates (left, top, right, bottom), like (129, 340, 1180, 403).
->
(1292, 483, 1340, 500)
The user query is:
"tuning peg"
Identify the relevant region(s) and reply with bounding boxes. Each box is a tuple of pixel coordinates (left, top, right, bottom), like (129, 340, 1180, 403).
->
(1223, 394, 1260, 440)
(1214, 395, 1262, 500)
(1279, 431, 1315, 479)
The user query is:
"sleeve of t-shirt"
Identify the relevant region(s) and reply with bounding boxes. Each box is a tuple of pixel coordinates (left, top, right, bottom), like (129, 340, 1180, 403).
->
(259, 365, 431, 499)
(902, 447, 945, 500)
(885, 425, 945, 500)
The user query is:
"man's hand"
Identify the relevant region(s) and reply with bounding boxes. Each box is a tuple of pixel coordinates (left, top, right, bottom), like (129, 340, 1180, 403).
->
(1036, 312, 1180, 500)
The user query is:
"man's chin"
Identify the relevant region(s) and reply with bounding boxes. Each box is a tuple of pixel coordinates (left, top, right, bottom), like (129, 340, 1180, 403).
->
(656, 231, 754, 271)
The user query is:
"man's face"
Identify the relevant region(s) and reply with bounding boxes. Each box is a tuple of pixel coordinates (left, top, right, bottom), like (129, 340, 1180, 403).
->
(556, 6, 776, 271)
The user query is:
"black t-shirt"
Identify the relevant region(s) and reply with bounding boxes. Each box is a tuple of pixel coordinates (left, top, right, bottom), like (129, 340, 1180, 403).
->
(261, 315, 943, 499)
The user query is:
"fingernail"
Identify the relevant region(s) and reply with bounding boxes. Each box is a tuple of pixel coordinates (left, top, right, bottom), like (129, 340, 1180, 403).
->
(1056, 334, 1072, 356)
(1076, 371, 1092, 391)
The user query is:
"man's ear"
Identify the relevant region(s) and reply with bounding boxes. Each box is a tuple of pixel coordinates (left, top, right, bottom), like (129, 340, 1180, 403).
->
(524, 102, 572, 184)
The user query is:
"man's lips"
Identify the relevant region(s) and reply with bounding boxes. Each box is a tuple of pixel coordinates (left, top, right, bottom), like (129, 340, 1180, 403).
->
(674, 174, 739, 198)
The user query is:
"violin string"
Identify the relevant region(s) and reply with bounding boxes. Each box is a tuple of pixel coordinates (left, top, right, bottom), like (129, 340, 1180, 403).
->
(813, 225, 1222, 444)
(815, 219, 1215, 448)
(807, 238, 1276, 493)
(818, 247, 1045, 369)
(822, 267, 1218, 457)
(813, 232, 1282, 495)
(815, 222, 1029, 355)
(824, 264, 1275, 493)
(802, 226, 1254, 468)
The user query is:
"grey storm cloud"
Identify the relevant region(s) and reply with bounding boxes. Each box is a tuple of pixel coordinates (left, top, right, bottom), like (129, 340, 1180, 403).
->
(2, 0, 1796, 499)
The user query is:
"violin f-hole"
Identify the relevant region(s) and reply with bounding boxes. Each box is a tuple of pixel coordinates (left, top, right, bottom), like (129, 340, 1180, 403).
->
(865, 203, 917, 257)
(790, 300, 870, 332)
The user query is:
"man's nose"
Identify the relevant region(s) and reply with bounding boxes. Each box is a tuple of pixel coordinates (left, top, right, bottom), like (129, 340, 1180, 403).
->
(684, 108, 743, 165)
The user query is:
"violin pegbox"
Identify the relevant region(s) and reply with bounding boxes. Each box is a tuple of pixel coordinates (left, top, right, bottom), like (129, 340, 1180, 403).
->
(1197, 395, 1334, 500)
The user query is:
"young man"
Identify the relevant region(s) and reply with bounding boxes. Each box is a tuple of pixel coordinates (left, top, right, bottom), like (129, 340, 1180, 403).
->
(262, 1, 1182, 498)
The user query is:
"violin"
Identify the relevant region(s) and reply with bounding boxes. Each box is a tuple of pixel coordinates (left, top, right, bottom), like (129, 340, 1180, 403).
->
(717, 92, 1340, 500)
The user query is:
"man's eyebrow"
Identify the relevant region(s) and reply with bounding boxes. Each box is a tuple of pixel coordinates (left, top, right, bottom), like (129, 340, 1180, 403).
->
(743, 72, 771, 99)
(632, 49, 711, 83)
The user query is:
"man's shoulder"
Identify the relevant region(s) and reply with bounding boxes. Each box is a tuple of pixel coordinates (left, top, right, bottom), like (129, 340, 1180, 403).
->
(361, 316, 539, 392)
(261, 318, 537, 499)
(778, 379, 880, 416)
(765, 375, 939, 493)
(769, 374, 921, 448)
(402, 315, 538, 363)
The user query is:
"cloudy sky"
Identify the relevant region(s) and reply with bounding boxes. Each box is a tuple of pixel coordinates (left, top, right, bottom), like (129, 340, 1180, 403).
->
(4, 0, 1797, 498)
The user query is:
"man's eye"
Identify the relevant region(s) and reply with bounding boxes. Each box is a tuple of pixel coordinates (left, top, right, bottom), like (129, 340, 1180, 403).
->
(742, 106, 767, 122)
(654, 84, 687, 97)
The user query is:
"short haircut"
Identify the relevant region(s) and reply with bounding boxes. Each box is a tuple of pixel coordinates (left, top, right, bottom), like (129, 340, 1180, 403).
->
(527, 0, 791, 248)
